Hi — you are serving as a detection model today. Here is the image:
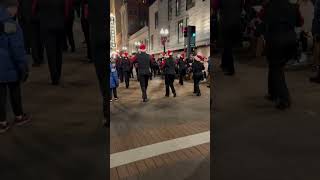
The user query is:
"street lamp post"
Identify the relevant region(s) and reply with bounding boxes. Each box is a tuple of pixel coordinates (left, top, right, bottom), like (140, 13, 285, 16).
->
(160, 28, 169, 53)
(134, 41, 141, 53)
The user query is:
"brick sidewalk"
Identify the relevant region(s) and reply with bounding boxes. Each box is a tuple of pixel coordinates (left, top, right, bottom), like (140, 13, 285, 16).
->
(111, 143, 210, 180)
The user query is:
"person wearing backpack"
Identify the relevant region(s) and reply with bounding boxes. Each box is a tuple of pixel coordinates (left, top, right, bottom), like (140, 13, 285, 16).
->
(0, 1, 31, 133)
(261, 0, 303, 110)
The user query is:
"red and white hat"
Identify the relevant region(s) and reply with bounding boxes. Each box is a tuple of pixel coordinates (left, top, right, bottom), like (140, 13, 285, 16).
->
(194, 52, 205, 62)
(167, 50, 173, 56)
(139, 44, 147, 52)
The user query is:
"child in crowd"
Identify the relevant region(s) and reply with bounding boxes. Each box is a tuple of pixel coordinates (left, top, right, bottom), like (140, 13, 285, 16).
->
(110, 61, 119, 102)
(0, 1, 30, 133)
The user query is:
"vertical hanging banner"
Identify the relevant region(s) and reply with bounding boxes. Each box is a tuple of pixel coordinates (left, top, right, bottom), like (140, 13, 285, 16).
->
(110, 14, 116, 50)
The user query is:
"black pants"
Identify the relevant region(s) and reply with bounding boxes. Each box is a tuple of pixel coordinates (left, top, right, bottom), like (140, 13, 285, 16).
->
(221, 47, 235, 73)
(136, 68, 140, 81)
(152, 68, 157, 77)
(42, 29, 64, 84)
(31, 22, 44, 64)
(139, 74, 149, 100)
(268, 64, 290, 103)
(0, 82, 24, 122)
(81, 18, 92, 59)
(64, 18, 75, 51)
(123, 71, 130, 88)
(165, 74, 176, 96)
(130, 68, 134, 78)
(118, 68, 123, 82)
(179, 70, 186, 85)
(194, 76, 202, 94)
(300, 31, 308, 52)
(109, 88, 118, 99)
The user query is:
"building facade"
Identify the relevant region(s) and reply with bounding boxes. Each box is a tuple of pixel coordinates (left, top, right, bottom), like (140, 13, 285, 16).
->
(115, 0, 123, 49)
(110, 0, 116, 51)
(149, 0, 210, 57)
(119, 0, 150, 50)
(128, 26, 150, 54)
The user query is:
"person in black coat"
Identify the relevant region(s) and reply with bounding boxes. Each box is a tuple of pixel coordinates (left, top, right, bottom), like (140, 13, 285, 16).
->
(17, 0, 31, 54)
(217, 0, 243, 75)
(261, 0, 302, 110)
(63, 0, 75, 53)
(88, 0, 109, 126)
(116, 53, 123, 83)
(177, 53, 187, 85)
(38, 0, 70, 85)
(121, 52, 131, 88)
(163, 51, 177, 97)
(192, 53, 205, 96)
(131, 44, 152, 102)
(80, 0, 91, 61)
(19, 0, 44, 67)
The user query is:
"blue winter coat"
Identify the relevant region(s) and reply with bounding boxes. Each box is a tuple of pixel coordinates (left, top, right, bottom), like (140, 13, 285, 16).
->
(110, 64, 119, 89)
(0, 6, 28, 83)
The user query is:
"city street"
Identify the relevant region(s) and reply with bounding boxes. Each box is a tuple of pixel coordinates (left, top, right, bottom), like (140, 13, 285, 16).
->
(0, 21, 106, 180)
(213, 54, 320, 180)
(110, 76, 210, 179)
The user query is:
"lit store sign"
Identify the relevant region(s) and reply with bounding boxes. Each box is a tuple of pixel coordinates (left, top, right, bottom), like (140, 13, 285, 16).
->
(110, 14, 116, 49)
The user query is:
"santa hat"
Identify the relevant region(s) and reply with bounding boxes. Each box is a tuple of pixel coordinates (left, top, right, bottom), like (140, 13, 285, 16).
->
(194, 52, 205, 62)
(123, 52, 129, 58)
(181, 53, 185, 59)
(167, 50, 173, 56)
(139, 44, 147, 52)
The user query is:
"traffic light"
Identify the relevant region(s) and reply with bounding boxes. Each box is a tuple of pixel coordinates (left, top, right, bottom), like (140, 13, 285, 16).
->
(188, 26, 196, 47)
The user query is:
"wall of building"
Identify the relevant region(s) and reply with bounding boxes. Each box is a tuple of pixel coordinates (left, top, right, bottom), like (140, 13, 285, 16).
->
(149, 0, 210, 57)
(128, 26, 149, 54)
(120, 4, 129, 49)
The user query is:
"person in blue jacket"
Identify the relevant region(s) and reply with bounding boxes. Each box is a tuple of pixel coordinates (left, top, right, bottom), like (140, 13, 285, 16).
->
(0, 1, 30, 133)
(110, 61, 119, 102)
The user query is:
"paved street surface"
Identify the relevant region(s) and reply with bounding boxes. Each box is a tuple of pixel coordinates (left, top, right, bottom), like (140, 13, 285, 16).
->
(110, 76, 210, 179)
(213, 55, 320, 180)
(0, 20, 106, 180)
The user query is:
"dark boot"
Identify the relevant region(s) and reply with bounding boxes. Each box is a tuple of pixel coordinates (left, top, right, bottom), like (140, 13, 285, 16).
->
(310, 67, 320, 83)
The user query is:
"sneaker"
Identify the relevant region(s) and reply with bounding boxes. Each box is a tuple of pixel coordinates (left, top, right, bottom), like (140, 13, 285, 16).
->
(114, 98, 118, 101)
(110, 99, 113, 102)
(173, 93, 177, 97)
(0, 121, 9, 134)
(143, 99, 149, 102)
(14, 114, 31, 126)
(165, 94, 169, 97)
